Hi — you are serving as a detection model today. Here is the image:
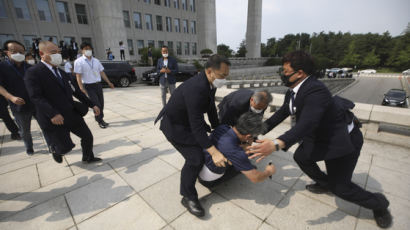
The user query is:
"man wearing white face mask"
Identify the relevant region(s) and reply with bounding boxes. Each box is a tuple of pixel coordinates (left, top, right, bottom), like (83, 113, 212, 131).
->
(24, 41, 101, 164)
(74, 42, 114, 129)
(156, 45, 178, 106)
(0, 40, 41, 155)
(218, 89, 272, 127)
(155, 54, 231, 217)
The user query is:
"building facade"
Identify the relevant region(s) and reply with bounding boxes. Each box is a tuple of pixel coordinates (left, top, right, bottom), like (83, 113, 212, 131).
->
(0, 0, 217, 61)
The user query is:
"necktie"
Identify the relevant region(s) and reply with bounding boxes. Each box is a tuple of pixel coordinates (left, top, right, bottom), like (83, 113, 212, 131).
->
(290, 90, 296, 115)
(52, 67, 64, 86)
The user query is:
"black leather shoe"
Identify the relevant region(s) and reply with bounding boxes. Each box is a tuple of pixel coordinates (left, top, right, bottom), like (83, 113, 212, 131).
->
(98, 122, 107, 129)
(181, 197, 205, 217)
(101, 120, 109, 127)
(373, 208, 392, 228)
(306, 183, 329, 194)
(82, 157, 102, 164)
(52, 151, 63, 163)
(26, 148, 34, 156)
(11, 133, 21, 140)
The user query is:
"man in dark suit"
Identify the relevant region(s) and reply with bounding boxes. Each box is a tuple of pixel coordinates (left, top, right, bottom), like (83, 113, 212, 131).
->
(156, 45, 179, 107)
(247, 51, 392, 228)
(218, 89, 272, 126)
(0, 96, 20, 140)
(155, 55, 231, 217)
(24, 41, 101, 164)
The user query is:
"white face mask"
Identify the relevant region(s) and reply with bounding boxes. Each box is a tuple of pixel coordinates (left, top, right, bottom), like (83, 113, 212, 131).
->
(162, 53, 168, 58)
(27, 60, 35, 65)
(250, 106, 263, 114)
(84, 50, 92, 57)
(10, 53, 25, 63)
(49, 53, 62, 66)
(212, 78, 226, 88)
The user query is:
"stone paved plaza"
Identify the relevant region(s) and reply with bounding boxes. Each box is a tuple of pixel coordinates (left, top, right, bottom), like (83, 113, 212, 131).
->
(0, 85, 409, 230)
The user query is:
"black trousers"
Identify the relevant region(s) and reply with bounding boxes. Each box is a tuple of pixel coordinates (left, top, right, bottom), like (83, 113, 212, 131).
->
(48, 113, 94, 161)
(84, 83, 104, 123)
(294, 127, 389, 211)
(120, 50, 125, 60)
(0, 101, 19, 134)
(169, 139, 204, 201)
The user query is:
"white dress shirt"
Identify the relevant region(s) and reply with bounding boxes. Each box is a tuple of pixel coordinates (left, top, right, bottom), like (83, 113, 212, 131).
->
(73, 55, 104, 84)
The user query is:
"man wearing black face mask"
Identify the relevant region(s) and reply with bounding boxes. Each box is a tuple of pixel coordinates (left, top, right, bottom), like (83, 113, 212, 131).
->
(246, 51, 392, 228)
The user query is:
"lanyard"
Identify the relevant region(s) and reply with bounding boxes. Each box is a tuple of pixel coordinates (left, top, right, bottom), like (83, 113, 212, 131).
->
(85, 58, 94, 70)
(6, 60, 26, 78)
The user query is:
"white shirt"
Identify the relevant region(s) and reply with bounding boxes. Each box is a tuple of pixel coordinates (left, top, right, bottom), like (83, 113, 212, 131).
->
(64, 61, 72, 73)
(41, 60, 61, 78)
(199, 165, 224, 182)
(120, 45, 125, 50)
(74, 55, 104, 84)
(163, 59, 168, 78)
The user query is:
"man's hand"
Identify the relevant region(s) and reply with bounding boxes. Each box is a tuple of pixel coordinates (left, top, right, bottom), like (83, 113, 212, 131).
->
(165, 68, 171, 74)
(93, 106, 100, 116)
(246, 139, 276, 163)
(80, 88, 88, 96)
(207, 146, 228, 167)
(160, 68, 166, 73)
(10, 96, 25, 105)
(108, 82, 115, 89)
(51, 114, 64, 125)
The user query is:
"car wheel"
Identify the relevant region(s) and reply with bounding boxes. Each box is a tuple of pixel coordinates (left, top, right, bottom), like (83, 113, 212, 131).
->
(119, 77, 130, 87)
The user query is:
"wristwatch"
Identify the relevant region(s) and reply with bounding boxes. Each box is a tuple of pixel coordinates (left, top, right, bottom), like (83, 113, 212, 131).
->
(273, 139, 280, 151)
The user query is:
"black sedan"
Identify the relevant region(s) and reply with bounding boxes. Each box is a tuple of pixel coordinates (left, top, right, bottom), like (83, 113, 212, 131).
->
(142, 63, 198, 85)
(382, 89, 408, 107)
(100, 61, 137, 87)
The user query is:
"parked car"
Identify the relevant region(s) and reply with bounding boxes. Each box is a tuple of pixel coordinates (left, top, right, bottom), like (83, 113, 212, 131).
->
(100, 61, 137, 87)
(359, 69, 377, 74)
(382, 89, 408, 107)
(142, 67, 156, 80)
(402, 69, 410, 75)
(143, 63, 199, 85)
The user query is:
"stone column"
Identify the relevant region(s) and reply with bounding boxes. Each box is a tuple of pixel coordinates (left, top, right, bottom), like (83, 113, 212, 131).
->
(197, 0, 217, 55)
(245, 0, 262, 58)
(88, 0, 127, 60)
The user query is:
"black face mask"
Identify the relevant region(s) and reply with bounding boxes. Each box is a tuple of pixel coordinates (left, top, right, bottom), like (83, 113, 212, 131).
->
(280, 71, 298, 87)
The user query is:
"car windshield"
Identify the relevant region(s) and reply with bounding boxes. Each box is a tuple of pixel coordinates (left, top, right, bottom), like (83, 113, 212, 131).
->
(387, 91, 405, 97)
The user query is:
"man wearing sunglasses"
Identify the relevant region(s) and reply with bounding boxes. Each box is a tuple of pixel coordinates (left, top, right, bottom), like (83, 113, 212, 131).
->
(246, 51, 392, 228)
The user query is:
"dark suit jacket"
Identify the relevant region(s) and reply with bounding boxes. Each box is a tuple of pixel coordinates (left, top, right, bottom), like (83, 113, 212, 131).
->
(218, 89, 255, 126)
(264, 76, 357, 161)
(156, 57, 178, 85)
(156, 71, 219, 149)
(24, 62, 94, 131)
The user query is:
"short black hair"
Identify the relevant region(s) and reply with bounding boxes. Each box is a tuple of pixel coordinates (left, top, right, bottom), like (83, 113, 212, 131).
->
(235, 112, 266, 137)
(25, 53, 33, 58)
(205, 54, 231, 69)
(80, 42, 92, 50)
(282, 50, 315, 75)
(3, 40, 25, 51)
(161, 45, 168, 49)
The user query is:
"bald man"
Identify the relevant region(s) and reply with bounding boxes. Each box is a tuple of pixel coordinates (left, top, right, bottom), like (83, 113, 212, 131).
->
(24, 41, 102, 164)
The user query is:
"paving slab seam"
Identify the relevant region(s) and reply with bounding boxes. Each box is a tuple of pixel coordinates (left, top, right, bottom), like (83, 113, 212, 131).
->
(0, 157, 50, 176)
(0, 152, 51, 167)
(35, 163, 42, 188)
(65, 157, 76, 177)
(64, 194, 78, 230)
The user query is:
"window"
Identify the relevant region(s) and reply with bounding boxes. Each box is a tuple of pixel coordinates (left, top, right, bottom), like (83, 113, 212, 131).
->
(137, 40, 144, 54)
(144, 0, 151, 3)
(184, 42, 189, 55)
(173, 0, 179, 9)
(156, 15, 162, 31)
(158, 40, 164, 48)
(148, 40, 155, 48)
(63, 36, 74, 46)
(0, 0, 8, 18)
(75, 4, 88, 24)
(167, 41, 173, 53)
(166, 17, 172, 32)
(174, 18, 180, 32)
(181, 0, 187, 10)
(189, 0, 195, 12)
(56, 1, 71, 23)
(145, 14, 153, 30)
(12, 0, 31, 20)
(154, 0, 160, 5)
(164, 0, 170, 7)
(36, 0, 52, 21)
(133, 12, 142, 29)
(192, 42, 197, 55)
(123, 10, 130, 28)
(44, 36, 57, 44)
(176, 41, 182, 55)
(0, 34, 15, 48)
(23, 35, 36, 50)
(183, 20, 188, 33)
(190, 21, 196, 34)
(127, 39, 134, 55)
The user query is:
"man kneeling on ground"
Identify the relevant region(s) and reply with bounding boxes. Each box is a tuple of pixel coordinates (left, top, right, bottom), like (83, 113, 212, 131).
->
(198, 112, 276, 188)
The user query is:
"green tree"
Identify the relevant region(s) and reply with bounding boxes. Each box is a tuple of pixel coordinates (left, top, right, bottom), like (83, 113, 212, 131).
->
(362, 48, 380, 68)
(236, 39, 247, 57)
(339, 41, 361, 67)
(217, 44, 233, 57)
